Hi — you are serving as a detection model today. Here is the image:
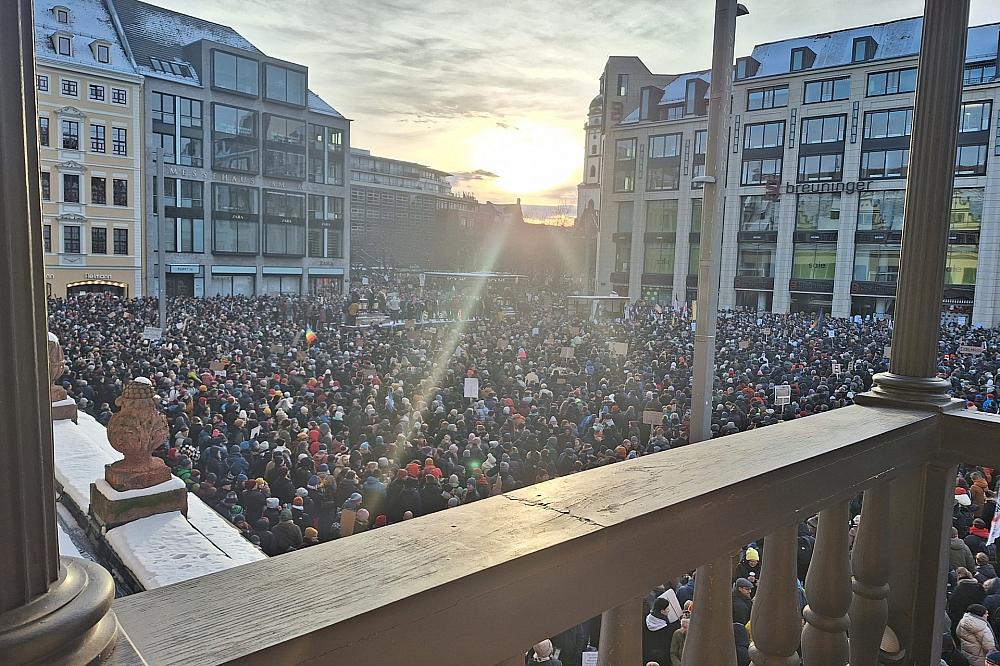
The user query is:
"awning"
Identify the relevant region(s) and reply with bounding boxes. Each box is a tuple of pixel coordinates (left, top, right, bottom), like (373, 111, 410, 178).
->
(307, 267, 345, 276)
(211, 265, 257, 275)
(262, 267, 303, 275)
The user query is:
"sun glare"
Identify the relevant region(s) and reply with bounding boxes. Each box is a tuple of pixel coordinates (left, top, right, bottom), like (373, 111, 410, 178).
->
(468, 122, 580, 197)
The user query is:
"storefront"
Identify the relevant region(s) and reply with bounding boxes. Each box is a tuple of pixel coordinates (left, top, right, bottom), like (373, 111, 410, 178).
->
(166, 264, 204, 297)
(307, 267, 344, 296)
(209, 265, 256, 297)
(45, 269, 137, 298)
(261, 266, 302, 295)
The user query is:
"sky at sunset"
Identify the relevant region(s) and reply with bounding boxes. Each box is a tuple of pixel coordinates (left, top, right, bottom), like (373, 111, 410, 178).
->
(150, 0, 1000, 223)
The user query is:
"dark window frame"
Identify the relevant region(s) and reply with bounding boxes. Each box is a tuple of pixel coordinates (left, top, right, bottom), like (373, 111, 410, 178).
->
(91, 226, 107, 254)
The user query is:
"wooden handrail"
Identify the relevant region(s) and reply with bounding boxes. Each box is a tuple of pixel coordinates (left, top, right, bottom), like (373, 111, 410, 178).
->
(110, 405, 940, 665)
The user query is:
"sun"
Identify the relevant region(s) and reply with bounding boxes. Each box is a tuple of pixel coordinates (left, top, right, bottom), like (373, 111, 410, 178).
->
(467, 122, 581, 196)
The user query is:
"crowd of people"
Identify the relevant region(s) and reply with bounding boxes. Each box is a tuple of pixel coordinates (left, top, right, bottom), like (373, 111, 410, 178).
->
(47, 289, 1000, 665)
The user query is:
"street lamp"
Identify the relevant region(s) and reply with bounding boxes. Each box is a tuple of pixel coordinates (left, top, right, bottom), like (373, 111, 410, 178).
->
(690, 0, 748, 446)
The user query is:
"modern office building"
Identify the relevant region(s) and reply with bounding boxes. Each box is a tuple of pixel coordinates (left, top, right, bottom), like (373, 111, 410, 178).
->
(349, 148, 477, 270)
(35, 0, 144, 297)
(111, 0, 350, 298)
(590, 18, 1000, 326)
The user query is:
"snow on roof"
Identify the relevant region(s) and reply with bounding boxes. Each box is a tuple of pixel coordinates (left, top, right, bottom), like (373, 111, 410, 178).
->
(308, 90, 344, 119)
(34, 0, 138, 77)
(746, 18, 1000, 80)
(659, 70, 711, 105)
(620, 107, 640, 124)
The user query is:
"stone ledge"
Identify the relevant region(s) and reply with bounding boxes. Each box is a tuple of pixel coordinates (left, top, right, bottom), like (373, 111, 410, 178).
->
(90, 478, 187, 531)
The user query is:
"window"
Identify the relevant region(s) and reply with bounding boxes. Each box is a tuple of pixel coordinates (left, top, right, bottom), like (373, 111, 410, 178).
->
(213, 104, 259, 173)
(735, 57, 759, 80)
(858, 191, 905, 231)
(88, 84, 105, 101)
(946, 245, 978, 285)
(589, 165, 596, 178)
(63, 225, 80, 254)
(800, 115, 845, 144)
(613, 138, 637, 192)
(213, 51, 259, 96)
(743, 121, 785, 149)
(61, 79, 77, 96)
(860, 149, 909, 179)
(91, 176, 106, 204)
(648, 134, 681, 158)
(959, 101, 992, 133)
(866, 68, 917, 97)
(55, 7, 69, 23)
(264, 64, 306, 106)
(43, 225, 51, 252)
(307, 195, 344, 258)
(950, 189, 984, 232)
(643, 241, 675, 274)
(213, 184, 260, 254)
(113, 179, 127, 206)
(149, 58, 195, 78)
(166, 218, 205, 253)
(688, 242, 700, 277)
(263, 114, 307, 179)
(37, 75, 48, 92)
(56, 36, 72, 56)
(646, 200, 678, 232)
(179, 97, 202, 128)
(113, 228, 128, 255)
(263, 191, 306, 256)
(803, 78, 850, 104)
(863, 108, 913, 139)
(795, 193, 841, 230)
(307, 124, 344, 185)
(747, 85, 788, 111)
(614, 238, 630, 273)
(91, 227, 107, 254)
(41, 172, 51, 201)
(792, 244, 837, 279)
(112, 127, 127, 156)
(63, 174, 79, 203)
(152, 92, 175, 125)
(90, 124, 105, 152)
(853, 37, 876, 63)
(617, 74, 628, 96)
(738, 246, 776, 277)
(694, 130, 708, 155)
(111, 88, 126, 105)
(797, 154, 843, 182)
(60, 120, 78, 149)
(955, 145, 988, 176)
(616, 202, 633, 233)
(665, 106, 684, 120)
(740, 195, 780, 231)
(964, 62, 998, 87)
(96, 43, 110, 64)
(741, 158, 782, 185)
(853, 246, 900, 282)
(39, 118, 49, 146)
(790, 47, 814, 72)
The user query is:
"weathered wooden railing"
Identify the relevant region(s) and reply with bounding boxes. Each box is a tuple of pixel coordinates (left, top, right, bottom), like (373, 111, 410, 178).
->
(103, 404, 1000, 665)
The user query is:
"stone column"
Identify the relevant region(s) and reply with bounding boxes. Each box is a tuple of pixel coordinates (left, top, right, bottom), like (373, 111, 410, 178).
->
(0, 0, 117, 661)
(862, 0, 970, 407)
(597, 596, 642, 665)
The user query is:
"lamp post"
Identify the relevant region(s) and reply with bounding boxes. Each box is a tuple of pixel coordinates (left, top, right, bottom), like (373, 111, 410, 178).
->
(689, 0, 748, 445)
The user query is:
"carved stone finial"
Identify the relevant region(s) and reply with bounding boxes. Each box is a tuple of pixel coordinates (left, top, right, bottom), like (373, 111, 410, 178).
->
(47, 332, 68, 401)
(104, 377, 171, 491)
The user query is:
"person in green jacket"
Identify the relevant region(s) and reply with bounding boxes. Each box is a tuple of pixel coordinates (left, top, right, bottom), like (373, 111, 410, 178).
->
(670, 616, 689, 666)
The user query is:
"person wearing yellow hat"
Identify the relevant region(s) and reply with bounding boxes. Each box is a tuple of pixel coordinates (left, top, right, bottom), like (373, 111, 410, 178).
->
(735, 546, 760, 581)
(301, 527, 319, 547)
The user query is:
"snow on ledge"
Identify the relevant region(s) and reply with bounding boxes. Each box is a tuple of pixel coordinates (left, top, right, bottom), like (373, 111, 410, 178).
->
(58, 523, 83, 559)
(93, 475, 185, 501)
(53, 412, 122, 514)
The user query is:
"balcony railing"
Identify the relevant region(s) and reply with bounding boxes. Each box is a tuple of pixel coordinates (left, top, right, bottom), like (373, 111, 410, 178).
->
(104, 404, 1000, 664)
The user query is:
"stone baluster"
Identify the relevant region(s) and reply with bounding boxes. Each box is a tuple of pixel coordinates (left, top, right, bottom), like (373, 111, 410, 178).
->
(749, 526, 801, 665)
(849, 485, 891, 666)
(598, 596, 642, 665)
(0, 0, 117, 661)
(801, 501, 852, 665)
(682, 556, 736, 666)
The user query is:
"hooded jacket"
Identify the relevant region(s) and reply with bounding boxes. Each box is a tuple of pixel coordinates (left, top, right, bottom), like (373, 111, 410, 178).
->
(952, 537, 978, 572)
(957, 612, 996, 666)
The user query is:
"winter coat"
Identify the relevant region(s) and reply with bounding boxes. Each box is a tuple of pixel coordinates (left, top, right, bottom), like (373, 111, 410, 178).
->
(952, 538, 978, 572)
(957, 612, 996, 666)
(670, 628, 687, 666)
(734, 623, 751, 666)
(272, 520, 303, 554)
(732, 590, 754, 627)
(966, 527, 990, 557)
(950, 579, 987, 634)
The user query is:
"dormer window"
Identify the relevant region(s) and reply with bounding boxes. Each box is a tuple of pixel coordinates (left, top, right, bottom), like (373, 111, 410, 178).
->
(52, 32, 72, 56)
(53, 5, 70, 24)
(790, 47, 816, 72)
(736, 57, 760, 80)
(91, 40, 111, 64)
(852, 37, 877, 63)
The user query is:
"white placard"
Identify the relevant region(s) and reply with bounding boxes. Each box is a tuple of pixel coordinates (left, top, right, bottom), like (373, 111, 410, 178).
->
(464, 377, 479, 398)
(884, 346, 892, 359)
(828, 329, 836, 338)
(959, 345, 985, 355)
(142, 326, 162, 341)
(832, 363, 841, 375)
(250, 425, 261, 439)
(582, 653, 598, 666)
(560, 346, 575, 359)
(774, 385, 791, 406)
(531, 327, 539, 336)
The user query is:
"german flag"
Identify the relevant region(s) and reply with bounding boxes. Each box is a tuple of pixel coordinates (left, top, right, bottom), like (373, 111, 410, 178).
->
(305, 327, 318, 347)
